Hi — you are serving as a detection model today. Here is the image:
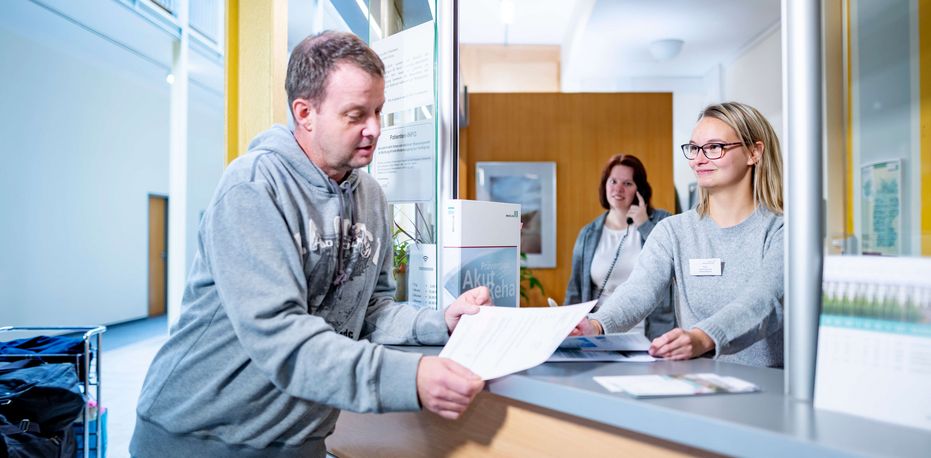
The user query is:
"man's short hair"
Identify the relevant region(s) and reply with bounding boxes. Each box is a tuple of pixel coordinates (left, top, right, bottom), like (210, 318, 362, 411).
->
(286, 31, 385, 109)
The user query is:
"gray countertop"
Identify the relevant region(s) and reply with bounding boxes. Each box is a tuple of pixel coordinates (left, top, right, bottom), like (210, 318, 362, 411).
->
(399, 346, 931, 457)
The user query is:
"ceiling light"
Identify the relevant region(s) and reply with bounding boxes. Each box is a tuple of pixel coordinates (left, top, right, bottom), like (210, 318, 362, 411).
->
(165, 73, 175, 85)
(648, 39, 684, 61)
(500, 0, 515, 25)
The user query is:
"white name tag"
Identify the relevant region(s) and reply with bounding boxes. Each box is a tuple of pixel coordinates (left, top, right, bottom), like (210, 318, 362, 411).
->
(689, 258, 722, 276)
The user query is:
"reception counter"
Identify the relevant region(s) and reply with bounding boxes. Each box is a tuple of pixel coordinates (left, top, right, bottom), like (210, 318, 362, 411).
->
(327, 346, 931, 457)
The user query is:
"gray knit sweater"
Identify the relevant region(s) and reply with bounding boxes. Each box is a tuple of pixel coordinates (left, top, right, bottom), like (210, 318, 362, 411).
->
(591, 207, 784, 367)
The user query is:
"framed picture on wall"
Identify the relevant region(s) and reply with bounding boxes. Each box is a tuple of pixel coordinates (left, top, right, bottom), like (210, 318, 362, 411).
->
(475, 162, 556, 268)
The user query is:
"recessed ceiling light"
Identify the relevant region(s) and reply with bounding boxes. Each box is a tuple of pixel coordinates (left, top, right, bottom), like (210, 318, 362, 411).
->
(648, 39, 685, 61)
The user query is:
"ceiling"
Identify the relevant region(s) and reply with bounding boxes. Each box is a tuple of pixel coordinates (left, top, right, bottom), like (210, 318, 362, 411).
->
(460, 0, 781, 80)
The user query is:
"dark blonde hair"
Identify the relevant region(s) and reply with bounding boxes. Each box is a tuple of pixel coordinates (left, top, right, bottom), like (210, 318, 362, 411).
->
(695, 102, 784, 216)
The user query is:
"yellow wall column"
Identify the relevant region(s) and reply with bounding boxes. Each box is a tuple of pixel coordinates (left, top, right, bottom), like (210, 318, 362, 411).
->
(226, 0, 289, 164)
(921, 0, 931, 255)
(844, 0, 855, 237)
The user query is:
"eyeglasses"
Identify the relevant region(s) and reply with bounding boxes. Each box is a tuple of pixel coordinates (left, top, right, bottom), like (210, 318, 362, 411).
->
(680, 142, 744, 160)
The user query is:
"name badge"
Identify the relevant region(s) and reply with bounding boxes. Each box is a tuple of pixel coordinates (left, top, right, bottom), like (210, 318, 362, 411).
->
(689, 258, 722, 276)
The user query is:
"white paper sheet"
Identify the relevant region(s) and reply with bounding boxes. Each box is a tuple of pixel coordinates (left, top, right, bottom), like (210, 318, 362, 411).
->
(558, 333, 651, 352)
(438, 301, 596, 380)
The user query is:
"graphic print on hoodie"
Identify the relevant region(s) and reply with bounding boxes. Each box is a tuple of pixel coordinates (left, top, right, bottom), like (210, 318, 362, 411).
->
(297, 215, 382, 335)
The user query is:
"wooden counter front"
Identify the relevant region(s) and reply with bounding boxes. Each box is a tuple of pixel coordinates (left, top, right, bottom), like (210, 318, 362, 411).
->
(326, 391, 717, 457)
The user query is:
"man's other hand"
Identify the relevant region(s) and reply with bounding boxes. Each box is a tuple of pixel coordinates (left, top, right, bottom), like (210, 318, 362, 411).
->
(416, 356, 484, 420)
(445, 286, 493, 334)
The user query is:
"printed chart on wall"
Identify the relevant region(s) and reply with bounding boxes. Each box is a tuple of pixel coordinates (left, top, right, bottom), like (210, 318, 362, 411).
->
(814, 256, 931, 432)
(860, 160, 902, 255)
(370, 21, 436, 203)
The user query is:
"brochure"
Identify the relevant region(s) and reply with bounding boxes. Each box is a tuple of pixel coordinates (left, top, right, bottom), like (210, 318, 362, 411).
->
(593, 373, 760, 398)
(547, 349, 655, 363)
(559, 332, 651, 352)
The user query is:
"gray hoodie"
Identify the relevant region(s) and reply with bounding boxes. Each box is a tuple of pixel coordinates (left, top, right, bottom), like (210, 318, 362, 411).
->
(131, 125, 449, 457)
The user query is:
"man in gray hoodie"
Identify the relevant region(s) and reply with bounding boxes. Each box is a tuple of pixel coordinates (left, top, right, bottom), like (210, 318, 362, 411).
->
(130, 31, 488, 457)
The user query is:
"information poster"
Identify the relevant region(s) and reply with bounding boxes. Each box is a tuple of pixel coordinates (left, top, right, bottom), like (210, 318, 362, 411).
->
(860, 160, 902, 255)
(814, 256, 931, 432)
(370, 21, 436, 203)
(372, 121, 435, 203)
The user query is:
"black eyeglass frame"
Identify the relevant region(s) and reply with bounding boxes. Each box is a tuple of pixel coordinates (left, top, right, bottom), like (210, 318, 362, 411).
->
(680, 142, 744, 160)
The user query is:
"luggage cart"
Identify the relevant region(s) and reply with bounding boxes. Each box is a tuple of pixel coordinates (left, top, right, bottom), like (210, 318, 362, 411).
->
(0, 325, 107, 458)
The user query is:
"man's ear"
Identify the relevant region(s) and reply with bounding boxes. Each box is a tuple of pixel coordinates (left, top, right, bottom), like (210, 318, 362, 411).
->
(748, 141, 764, 165)
(292, 98, 314, 131)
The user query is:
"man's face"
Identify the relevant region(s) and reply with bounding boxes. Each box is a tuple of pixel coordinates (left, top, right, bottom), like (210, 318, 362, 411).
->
(305, 63, 385, 181)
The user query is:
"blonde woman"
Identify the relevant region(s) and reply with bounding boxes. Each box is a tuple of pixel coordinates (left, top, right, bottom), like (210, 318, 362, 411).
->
(573, 102, 785, 368)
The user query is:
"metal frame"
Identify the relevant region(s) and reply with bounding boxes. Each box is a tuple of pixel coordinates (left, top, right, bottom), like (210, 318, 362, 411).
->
(0, 325, 107, 457)
(435, 0, 459, 310)
(782, 0, 823, 402)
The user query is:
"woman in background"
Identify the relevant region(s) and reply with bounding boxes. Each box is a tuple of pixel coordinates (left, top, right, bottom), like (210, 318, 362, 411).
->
(564, 154, 675, 340)
(573, 102, 785, 368)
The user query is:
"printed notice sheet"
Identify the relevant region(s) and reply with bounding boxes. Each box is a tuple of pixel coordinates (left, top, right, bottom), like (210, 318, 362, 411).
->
(439, 301, 596, 380)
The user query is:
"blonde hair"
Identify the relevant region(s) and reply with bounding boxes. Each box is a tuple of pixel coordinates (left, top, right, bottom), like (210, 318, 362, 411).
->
(695, 102, 784, 217)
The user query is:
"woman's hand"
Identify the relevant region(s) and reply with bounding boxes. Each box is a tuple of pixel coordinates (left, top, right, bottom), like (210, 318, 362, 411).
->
(648, 328, 714, 360)
(626, 191, 649, 226)
(569, 318, 603, 336)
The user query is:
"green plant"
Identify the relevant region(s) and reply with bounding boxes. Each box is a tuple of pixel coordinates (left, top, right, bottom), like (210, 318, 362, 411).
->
(519, 252, 545, 304)
(392, 225, 411, 271)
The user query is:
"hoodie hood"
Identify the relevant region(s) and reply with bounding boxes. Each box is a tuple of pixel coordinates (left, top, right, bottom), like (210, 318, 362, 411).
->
(247, 124, 360, 193)
(248, 124, 360, 286)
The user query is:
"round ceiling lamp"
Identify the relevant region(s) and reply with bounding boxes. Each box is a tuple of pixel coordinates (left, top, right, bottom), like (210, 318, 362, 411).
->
(648, 39, 685, 61)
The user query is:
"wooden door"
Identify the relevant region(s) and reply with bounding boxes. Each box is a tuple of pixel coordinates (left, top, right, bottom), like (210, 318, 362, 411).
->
(148, 195, 168, 316)
(460, 93, 674, 305)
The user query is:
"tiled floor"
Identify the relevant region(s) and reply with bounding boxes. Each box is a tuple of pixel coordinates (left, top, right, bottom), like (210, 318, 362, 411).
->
(99, 317, 169, 457)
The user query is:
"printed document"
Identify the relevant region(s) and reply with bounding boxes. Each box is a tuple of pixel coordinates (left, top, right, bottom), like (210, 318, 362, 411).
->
(439, 301, 596, 380)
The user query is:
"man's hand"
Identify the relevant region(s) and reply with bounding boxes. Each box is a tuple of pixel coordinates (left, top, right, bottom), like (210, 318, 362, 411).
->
(569, 318, 603, 336)
(445, 286, 493, 334)
(416, 356, 484, 420)
(648, 328, 714, 360)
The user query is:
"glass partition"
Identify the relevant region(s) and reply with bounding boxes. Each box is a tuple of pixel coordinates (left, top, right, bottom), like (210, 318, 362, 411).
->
(358, 0, 443, 308)
(832, 0, 929, 257)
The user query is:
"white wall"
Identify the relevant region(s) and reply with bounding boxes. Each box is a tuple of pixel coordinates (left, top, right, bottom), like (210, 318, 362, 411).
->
(722, 25, 783, 141)
(0, 2, 224, 327)
(187, 84, 225, 269)
(562, 26, 783, 213)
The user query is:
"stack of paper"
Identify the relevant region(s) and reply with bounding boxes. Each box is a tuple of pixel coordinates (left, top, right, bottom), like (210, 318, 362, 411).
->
(559, 333, 651, 351)
(548, 332, 655, 362)
(593, 373, 760, 398)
